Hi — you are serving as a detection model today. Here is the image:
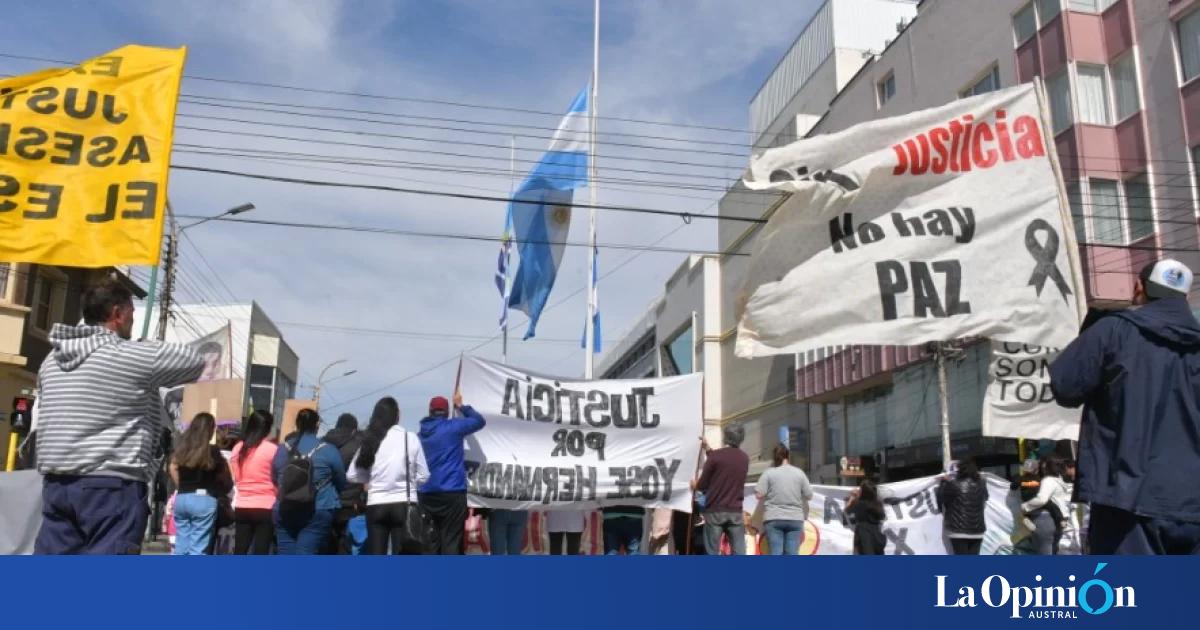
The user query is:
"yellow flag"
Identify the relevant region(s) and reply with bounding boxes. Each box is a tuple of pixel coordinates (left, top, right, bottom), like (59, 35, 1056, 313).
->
(0, 45, 186, 267)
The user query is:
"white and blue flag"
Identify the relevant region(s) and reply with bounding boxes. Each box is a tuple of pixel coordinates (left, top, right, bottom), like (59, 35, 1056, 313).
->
(507, 85, 590, 340)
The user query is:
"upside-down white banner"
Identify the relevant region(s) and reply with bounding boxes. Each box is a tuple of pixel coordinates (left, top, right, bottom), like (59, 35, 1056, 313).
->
(736, 84, 1087, 359)
(458, 355, 703, 512)
(742, 473, 1081, 555)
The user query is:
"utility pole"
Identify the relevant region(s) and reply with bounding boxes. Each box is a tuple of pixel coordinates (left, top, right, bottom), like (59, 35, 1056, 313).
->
(932, 341, 963, 471)
(156, 215, 179, 341)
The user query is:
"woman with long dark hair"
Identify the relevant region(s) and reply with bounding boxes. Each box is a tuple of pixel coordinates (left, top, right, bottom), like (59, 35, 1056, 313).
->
(1022, 455, 1072, 555)
(936, 458, 990, 555)
(347, 397, 430, 554)
(754, 443, 813, 555)
(843, 480, 886, 555)
(230, 410, 278, 554)
(271, 408, 347, 554)
(169, 412, 233, 555)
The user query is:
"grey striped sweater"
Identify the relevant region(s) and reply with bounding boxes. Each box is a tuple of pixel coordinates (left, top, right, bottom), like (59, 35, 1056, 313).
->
(36, 324, 205, 483)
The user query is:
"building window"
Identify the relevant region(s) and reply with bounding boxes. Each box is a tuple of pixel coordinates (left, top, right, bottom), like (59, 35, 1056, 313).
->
(1181, 10, 1200, 83)
(1014, 3, 1037, 44)
(1110, 54, 1139, 121)
(249, 387, 272, 413)
(1087, 179, 1123, 244)
(663, 325, 693, 375)
(1068, 0, 1117, 12)
(1067, 183, 1086, 244)
(1076, 64, 1111, 125)
(961, 65, 1001, 98)
(876, 72, 895, 107)
(249, 363, 276, 414)
(824, 402, 844, 463)
(1046, 70, 1073, 134)
(1036, 0, 1062, 24)
(32, 274, 62, 332)
(1124, 175, 1153, 242)
(0, 264, 10, 303)
(1193, 145, 1200, 195)
(1077, 178, 1152, 245)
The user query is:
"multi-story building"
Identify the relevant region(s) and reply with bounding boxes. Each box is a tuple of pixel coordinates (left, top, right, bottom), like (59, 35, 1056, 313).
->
(0, 262, 144, 455)
(603, 0, 1200, 483)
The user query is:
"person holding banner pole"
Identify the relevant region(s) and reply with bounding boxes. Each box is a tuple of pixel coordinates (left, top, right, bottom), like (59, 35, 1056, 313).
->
(1050, 259, 1200, 555)
(418, 392, 485, 554)
(691, 425, 750, 555)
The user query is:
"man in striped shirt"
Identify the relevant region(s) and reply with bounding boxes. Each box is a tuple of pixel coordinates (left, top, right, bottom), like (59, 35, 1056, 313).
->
(34, 280, 205, 554)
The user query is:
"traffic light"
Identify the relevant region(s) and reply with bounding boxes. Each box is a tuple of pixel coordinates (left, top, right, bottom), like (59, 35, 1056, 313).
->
(10, 397, 32, 433)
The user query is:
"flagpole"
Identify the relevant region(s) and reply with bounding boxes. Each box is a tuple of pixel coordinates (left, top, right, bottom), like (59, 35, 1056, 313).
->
(584, 0, 599, 379)
(504, 135, 516, 365)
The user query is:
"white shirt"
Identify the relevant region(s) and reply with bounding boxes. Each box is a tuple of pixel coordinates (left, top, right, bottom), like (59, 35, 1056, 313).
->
(346, 426, 430, 506)
(1022, 475, 1072, 518)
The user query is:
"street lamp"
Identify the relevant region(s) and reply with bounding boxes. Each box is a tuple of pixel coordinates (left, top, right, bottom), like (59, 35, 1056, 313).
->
(141, 202, 257, 341)
(181, 202, 256, 231)
(314, 359, 349, 405)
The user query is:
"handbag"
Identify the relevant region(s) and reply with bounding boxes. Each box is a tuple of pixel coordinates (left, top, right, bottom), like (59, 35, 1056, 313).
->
(401, 432, 434, 554)
(215, 495, 235, 529)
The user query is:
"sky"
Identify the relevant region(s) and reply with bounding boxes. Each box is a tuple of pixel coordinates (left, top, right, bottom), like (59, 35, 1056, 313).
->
(0, 0, 823, 428)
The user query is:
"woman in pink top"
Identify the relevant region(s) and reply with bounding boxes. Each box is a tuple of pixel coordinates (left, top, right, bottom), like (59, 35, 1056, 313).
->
(229, 410, 279, 554)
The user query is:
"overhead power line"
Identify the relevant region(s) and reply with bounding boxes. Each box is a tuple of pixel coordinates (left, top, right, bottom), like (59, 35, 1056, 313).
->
(0, 52, 756, 136)
(170, 163, 768, 224)
(170, 213, 746, 256)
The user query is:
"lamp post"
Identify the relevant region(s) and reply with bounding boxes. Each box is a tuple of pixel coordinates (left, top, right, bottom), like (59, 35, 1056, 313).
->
(142, 202, 256, 341)
(314, 359, 349, 406)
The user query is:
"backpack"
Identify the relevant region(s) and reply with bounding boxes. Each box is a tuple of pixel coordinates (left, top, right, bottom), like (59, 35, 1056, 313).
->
(279, 439, 327, 510)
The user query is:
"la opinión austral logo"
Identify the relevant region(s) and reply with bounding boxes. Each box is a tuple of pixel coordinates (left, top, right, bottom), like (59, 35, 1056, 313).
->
(936, 562, 1135, 620)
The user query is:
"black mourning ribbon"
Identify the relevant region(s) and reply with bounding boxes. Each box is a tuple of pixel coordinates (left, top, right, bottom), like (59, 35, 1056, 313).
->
(1025, 218, 1072, 303)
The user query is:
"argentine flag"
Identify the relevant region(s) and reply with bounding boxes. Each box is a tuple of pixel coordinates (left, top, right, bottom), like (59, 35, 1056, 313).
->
(507, 85, 590, 340)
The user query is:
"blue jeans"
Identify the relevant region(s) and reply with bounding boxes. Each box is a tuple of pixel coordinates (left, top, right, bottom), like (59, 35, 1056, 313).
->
(488, 509, 528, 555)
(274, 508, 334, 555)
(173, 492, 217, 555)
(765, 519, 805, 555)
(603, 517, 643, 555)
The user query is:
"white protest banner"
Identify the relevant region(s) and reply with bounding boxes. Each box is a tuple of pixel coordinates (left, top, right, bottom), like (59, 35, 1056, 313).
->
(458, 355, 703, 512)
(982, 341, 1081, 441)
(736, 84, 1086, 359)
(742, 473, 1079, 555)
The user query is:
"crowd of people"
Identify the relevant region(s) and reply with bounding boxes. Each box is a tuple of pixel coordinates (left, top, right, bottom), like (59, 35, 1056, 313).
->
(23, 256, 1200, 555)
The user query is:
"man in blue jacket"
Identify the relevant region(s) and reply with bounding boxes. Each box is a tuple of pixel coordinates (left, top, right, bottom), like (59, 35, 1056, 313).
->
(1050, 259, 1200, 554)
(418, 392, 485, 554)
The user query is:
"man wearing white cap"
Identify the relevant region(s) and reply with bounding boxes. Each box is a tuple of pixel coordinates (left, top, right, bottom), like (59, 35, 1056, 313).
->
(1050, 259, 1200, 554)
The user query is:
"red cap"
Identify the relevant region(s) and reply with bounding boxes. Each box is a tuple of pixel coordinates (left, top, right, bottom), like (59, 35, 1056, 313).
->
(429, 396, 450, 414)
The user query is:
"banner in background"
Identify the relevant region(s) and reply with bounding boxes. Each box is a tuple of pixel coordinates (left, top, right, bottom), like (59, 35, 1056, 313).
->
(162, 323, 233, 430)
(457, 355, 703, 512)
(742, 473, 1080, 555)
(0, 45, 186, 267)
(736, 84, 1086, 358)
(981, 341, 1080, 441)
